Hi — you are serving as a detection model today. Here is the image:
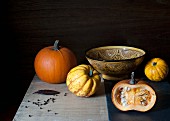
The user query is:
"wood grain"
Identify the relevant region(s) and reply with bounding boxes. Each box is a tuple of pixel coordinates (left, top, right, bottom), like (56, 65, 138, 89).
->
(13, 75, 108, 121)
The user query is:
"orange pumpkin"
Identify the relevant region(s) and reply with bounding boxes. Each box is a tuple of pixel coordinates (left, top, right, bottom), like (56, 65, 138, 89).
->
(34, 40, 77, 84)
(144, 58, 169, 81)
(111, 72, 156, 112)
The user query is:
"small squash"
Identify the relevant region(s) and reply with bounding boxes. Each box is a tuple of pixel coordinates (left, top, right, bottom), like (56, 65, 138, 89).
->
(144, 58, 169, 81)
(66, 64, 101, 97)
(111, 72, 156, 112)
(34, 40, 77, 84)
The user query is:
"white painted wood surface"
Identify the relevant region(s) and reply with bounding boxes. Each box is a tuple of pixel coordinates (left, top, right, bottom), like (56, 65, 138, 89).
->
(13, 75, 109, 121)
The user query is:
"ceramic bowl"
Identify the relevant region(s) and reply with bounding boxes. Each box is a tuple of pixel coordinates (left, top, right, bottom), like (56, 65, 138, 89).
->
(85, 46, 145, 80)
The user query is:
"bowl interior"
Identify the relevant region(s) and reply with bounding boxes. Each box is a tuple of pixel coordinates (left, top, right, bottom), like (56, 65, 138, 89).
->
(86, 46, 145, 61)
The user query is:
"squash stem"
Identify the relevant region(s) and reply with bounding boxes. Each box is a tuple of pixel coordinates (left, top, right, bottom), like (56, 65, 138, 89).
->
(89, 69, 93, 77)
(152, 62, 157, 66)
(53, 40, 59, 50)
(129, 72, 136, 85)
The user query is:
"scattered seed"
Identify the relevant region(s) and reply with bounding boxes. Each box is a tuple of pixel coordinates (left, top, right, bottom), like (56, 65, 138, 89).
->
(120, 94, 125, 98)
(124, 87, 128, 91)
(141, 100, 147, 106)
(122, 102, 127, 106)
(44, 102, 48, 105)
(119, 87, 123, 91)
(121, 91, 125, 95)
(127, 87, 131, 91)
(26, 91, 62, 116)
(121, 98, 126, 104)
(64, 93, 67, 96)
(52, 100, 55, 103)
(48, 110, 51, 112)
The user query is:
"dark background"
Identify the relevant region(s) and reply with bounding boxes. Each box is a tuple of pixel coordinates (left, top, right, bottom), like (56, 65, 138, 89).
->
(1, 0, 170, 120)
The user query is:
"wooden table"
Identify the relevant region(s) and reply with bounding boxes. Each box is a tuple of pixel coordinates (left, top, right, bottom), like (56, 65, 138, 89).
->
(13, 75, 109, 121)
(12, 74, 170, 121)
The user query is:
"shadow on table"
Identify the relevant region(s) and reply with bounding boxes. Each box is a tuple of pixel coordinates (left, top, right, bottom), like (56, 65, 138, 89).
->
(90, 81, 106, 97)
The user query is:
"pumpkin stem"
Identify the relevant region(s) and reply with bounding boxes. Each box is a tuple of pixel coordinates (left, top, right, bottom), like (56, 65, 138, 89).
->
(152, 62, 157, 66)
(129, 72, 136, 85)
(53, 40, 60, 50)
(89, 69, 93, 77)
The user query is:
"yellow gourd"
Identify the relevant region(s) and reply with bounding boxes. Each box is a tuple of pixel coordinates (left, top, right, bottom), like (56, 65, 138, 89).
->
(66, 64, 101, 97)
(144, 58, 169, 81)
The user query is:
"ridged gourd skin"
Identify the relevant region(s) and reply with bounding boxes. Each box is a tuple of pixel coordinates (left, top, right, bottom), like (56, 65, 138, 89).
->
(66, 64, 101, 97)
(34, 40, 77, 84)
(144, 58, 169, 81)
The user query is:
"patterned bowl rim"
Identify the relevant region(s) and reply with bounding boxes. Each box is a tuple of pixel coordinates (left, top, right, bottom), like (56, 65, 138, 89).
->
(85, 46, 146, 62)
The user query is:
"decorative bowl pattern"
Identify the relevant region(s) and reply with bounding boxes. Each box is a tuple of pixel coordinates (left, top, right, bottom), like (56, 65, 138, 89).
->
(85, 46, 145, 80)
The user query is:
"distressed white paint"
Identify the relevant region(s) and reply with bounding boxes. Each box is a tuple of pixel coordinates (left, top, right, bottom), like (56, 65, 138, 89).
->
(13, 75, 108, 121)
